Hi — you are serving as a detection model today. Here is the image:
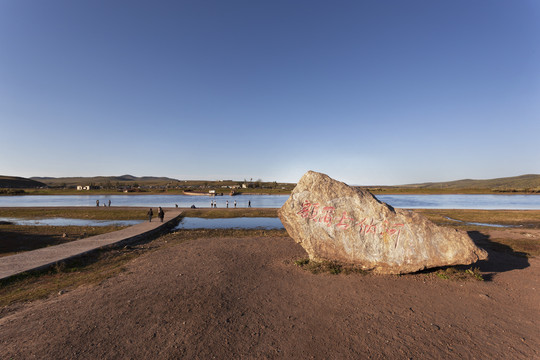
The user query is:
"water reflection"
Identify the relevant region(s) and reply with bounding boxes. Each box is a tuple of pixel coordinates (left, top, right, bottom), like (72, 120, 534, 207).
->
(175, 217, 284, 230)
(0, 194, 289, 208)
(444, 217, 517, 228)
(376, 194, 540, 210)
(0, 217, 143, 227)
(1, 194, 540, 210)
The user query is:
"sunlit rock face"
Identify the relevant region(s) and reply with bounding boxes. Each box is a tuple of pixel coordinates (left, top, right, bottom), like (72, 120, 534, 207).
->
(278, 171, 488, 274)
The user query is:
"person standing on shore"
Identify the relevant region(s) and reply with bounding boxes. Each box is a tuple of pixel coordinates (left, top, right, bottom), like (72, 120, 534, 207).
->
(248, 200, 251, 208)
(108, 199, 111, 207)
(226, 200, 229, 208)
(158, 207, 165, 222)
(234, 200, 237, 208)
(147, 208, 153, 222)
(96, 200, 99, 207)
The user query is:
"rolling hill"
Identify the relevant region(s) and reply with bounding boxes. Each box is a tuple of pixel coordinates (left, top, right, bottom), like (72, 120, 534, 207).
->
(401, 174, 540, 192)
(0, 176, 46, 189)
(30, 175, 180, 187)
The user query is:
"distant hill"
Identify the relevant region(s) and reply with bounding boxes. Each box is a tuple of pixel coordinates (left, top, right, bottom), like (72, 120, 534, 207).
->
(402, 174, 540, 192)
(30, 175, 180, 187)
(0, 176, 46, 189)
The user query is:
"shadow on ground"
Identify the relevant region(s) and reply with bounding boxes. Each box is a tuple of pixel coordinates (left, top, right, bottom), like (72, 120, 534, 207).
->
(468, 230, 530, 281)
(0, 230, 72, 255)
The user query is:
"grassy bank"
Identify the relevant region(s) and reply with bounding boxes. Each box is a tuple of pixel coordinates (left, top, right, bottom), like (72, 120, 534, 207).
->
(0, 224, 129, 257)
(0, 207, 149, 220)
(414, 209, 540, 228)
(0, 207, 278, 220)
(182, 208, 278, 218)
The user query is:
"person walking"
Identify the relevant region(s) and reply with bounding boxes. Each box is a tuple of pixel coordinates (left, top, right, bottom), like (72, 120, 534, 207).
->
(158, 207, 165, 222)
(147, 208, 153, 222)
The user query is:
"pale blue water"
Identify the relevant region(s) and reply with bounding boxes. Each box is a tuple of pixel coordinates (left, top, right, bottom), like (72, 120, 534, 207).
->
(175, 217, 284, 230)
(0, 194, 288, 208)
(443, 217, 515, 228)
(0, 217, 143, 227)
(0, 215, 512, 229)
(1, 194, 540, 210)
(376, 194, 540, 210)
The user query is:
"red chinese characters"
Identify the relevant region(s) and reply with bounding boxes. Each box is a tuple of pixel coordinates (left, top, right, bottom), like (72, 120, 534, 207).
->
(319, 206, 335, 227)
(297, 200, 405, 240)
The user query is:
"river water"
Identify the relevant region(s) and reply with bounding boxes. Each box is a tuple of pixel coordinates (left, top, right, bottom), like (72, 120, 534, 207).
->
(1, 194, 540, 210)
(175, 217, 284, 230)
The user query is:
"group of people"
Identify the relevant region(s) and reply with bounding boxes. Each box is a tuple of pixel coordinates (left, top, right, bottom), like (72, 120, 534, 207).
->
(147, 207, 165, 222)
(96, 199, 112, 207)
(213, 199, 251, 208)
(222, 200, 236, 208)
(144, 200, 255, 222)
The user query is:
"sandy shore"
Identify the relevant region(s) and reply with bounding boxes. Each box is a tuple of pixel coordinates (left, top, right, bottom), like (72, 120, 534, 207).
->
(1, 230, 538, 359)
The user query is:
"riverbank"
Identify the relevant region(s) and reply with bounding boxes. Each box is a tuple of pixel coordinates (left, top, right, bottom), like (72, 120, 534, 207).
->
(2, 208, 539, 257)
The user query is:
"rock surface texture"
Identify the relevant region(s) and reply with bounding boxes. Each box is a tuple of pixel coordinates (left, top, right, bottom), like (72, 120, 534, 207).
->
(278, 171, 488, 274)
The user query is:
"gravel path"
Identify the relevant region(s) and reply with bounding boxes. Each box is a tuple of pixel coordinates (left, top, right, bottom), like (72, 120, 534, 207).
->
(0, 209, 182, 280)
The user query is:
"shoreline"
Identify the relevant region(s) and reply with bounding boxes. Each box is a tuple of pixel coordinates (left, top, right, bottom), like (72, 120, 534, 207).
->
(3, 189, 540, 196)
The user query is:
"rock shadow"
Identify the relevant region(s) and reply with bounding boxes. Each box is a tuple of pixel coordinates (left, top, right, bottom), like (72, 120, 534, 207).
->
(467, 230, 530, 281)
(0, 230, 72, 255)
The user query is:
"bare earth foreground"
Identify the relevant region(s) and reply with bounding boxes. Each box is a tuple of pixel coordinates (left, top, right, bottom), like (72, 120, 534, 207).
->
(1, 232, 539, 359)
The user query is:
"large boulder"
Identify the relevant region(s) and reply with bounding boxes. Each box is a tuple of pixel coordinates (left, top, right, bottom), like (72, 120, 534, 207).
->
(278, 171, 488, 274)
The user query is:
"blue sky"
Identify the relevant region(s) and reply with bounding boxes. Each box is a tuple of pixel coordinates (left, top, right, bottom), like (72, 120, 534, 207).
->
(1, 0, 539, 185)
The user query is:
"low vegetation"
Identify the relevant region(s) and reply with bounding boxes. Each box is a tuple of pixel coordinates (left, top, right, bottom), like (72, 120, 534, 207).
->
(293, 258, 368, 275)
(182, 208, 278, 218)
(414, 209, 540, 229)
(433, 267, 484, 281)
(293, 258, 484, 280)
(0, 207, 148, 220)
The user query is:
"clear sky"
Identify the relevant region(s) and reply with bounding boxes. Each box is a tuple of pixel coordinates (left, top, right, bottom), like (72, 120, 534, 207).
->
(1, 0, 539, 185)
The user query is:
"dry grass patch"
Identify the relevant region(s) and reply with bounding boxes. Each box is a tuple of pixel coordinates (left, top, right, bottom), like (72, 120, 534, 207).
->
(0, 225, 128, 257)
(294, 258, 369, 275)
(0, 248, 141, 308)
(182, 208, 278, 218)
(414, 209, 540, 229)
(0, 207, 148, 220)
(433, 267, 484, 281)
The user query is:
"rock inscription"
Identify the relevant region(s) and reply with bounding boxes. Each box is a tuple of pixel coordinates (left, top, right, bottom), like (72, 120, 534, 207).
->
(278, 171, 488, 274)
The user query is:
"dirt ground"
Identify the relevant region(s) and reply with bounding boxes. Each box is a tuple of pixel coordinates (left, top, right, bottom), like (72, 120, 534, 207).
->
(1, 231, 539, 359)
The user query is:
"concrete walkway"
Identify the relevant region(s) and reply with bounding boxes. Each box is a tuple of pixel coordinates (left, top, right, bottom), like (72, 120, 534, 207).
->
(0, 209, 183, 281)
